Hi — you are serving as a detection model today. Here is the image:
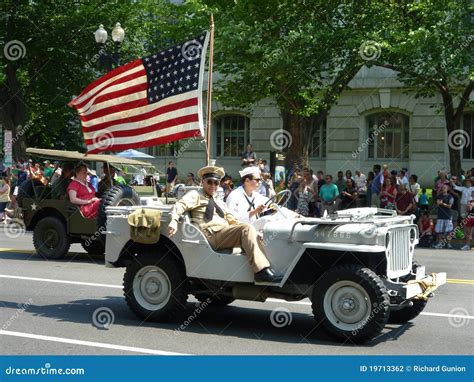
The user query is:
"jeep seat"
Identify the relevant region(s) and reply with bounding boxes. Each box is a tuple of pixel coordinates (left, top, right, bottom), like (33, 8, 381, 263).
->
(181, 213, 244, 255)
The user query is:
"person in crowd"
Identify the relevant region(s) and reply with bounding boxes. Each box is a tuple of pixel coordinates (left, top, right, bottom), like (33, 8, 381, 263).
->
(303, 168, 318, 217)
(354, 170, 367, 193)
(434, 170, 450, 197)
(366, 171, 374, 207)
(398, 169, 409, 187)
(460, 192, 474, 250)
(98, 163, 117, 198)
(227, 167, 269, 223)
(294, 177, 315, 217)
(448, 175, 461, 222)
(186, 172, 199, 186)
(319, 174, 339, 215)
(262, 172, 276, 198)
(418, 211, 434, 248)
(51, 162, 75, 199)
(134, 167, 147, 186)
(43, 160, 55, 179)
(433, 184, 454, 249)
(0, 176, 11, 224)
(345, 170, 353, 183)
(451, 177, 474, 218)
(380, 177, 397, 209)
(407, 175, 421, 203)
(370, 165, 383, 207)
(287, 167, 302, 211)
(88, 168, 99, 192)
(419, 188, 430, 211)
(339, 178, 358, 210)
(115, 170, 127, 185)
(220, 174, 234, 202)
(67, 164, 101, 219)
(335, 171, 345, 193)
(262, 160, 270, 173)
(240, 143, 257, 167)
(169, 165, 283, 283)
(165, 161, 178, 194)
(395, 184, 415, 216)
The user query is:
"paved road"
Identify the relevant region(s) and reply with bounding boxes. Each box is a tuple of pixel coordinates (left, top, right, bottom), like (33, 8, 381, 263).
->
(1, 229, 473, 355)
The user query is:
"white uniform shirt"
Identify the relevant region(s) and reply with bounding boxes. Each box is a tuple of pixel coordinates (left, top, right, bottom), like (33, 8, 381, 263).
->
(226, 185, 269, 223)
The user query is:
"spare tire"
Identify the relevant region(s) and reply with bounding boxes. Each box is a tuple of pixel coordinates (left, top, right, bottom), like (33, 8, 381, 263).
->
(97, 185, 140, 231)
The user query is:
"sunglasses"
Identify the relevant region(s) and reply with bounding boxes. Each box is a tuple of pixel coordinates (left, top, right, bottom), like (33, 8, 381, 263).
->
(205, 179, 219, 186)
(252, 177, 262, 182)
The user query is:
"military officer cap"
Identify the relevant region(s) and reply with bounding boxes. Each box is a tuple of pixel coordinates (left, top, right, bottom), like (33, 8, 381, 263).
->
(198, 165, 225, 181)
(239, 166, 261, 179)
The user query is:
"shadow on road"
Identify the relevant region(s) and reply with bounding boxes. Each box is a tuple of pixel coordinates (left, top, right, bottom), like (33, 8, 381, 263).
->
(0, 250, 104, 265)
(0, 296, 406, 348)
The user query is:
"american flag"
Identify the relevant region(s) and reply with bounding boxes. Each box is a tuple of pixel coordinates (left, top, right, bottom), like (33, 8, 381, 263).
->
(69, 32, 209, 154)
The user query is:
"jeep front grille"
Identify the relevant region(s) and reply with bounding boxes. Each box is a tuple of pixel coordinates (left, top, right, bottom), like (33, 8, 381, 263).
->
(386, 226, 416, 279)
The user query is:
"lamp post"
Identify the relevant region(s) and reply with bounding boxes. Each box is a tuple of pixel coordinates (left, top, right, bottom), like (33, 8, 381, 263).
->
(94, 23, 125, 72)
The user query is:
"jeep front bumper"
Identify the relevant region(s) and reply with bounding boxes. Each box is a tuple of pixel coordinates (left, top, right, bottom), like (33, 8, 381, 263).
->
(384, 272, 447, 300)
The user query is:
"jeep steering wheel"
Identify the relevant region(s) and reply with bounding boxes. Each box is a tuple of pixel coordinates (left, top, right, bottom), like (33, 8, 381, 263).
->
(265, 189, 291, 208)
(257, 189, 291, 219)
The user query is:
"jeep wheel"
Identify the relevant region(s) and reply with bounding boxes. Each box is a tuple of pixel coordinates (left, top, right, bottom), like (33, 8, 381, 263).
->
(123, 253, 187, 322)
(33, 216, 70, 259)
(81, 238, 105, 255)
(311, 264, 389, 343)
(195, 293, 235, 307)
(97, 185, 140, 231)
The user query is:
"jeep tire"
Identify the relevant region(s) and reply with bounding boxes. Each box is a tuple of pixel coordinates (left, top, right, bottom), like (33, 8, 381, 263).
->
(123, 252, 188, 322)
(33, 216, 70, 259)
(97, 185, 140, 231)
(311, 264, 389, 343)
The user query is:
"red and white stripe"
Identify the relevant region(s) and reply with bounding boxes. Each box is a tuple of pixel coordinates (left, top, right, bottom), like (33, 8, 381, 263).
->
(69, 59, 204, 154)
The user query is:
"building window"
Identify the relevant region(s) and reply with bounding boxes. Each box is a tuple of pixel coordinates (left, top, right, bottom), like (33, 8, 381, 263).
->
(308, 119, 327, 158)
(215, 114, 250, 157)
(367, 112, 409, 159)
(463, 112, 474, 159)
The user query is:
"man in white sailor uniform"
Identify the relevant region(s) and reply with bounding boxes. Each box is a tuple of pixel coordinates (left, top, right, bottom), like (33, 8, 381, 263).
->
(226, 167, 270, 224)
(168, 165, 283, 283)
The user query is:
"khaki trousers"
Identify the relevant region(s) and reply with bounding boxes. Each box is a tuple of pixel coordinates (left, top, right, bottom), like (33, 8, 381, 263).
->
(204, 223, 270, 273)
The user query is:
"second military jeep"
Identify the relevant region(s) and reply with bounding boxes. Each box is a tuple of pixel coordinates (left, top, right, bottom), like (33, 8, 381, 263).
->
(19, 148, 158, 259)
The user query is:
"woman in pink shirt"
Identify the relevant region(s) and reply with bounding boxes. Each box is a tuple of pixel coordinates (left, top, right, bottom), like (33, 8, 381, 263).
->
(380, 177, 397, 209)
(67, 164, 101, 219)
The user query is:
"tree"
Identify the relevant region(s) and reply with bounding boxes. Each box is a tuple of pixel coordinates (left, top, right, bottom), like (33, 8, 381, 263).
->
(175, 0, 393, 167)
(377, 0, 473, 176)
(0, 0, 159, 159)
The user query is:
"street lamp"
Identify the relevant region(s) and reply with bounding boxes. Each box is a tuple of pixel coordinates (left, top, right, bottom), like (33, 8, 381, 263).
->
(94, 23, 125, 72)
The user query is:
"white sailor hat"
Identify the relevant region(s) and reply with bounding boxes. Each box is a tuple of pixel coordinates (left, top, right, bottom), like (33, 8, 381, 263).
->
(239, 166, 261, 179)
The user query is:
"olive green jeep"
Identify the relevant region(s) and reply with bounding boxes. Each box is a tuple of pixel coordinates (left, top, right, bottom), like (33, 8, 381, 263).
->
(19, 148, 157, 259)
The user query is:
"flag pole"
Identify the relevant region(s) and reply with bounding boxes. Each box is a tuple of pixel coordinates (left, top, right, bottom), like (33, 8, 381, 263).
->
(205, 14, 215, 166)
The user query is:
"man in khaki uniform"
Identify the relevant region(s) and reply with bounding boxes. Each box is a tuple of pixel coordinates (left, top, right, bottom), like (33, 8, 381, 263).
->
(168, 165, 283, 283)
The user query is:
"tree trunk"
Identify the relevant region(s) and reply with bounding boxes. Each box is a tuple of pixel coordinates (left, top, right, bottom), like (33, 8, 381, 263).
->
(281, 108, 304, 169)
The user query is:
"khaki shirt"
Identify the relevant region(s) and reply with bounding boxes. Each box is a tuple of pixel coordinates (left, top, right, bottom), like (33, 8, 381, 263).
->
(169, 189, 239, 233)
